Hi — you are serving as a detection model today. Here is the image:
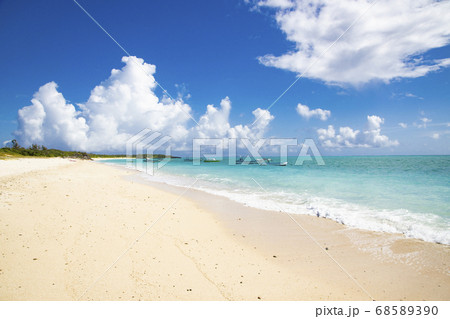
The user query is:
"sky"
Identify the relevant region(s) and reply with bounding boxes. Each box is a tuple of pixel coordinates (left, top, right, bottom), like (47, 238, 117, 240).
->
(0, 0, 449, 155)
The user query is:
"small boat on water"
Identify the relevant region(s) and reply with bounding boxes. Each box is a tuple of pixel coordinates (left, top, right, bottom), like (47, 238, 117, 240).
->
(264, 160, 288, 166)
(235, 156, 271, 165)
(203, 157, 221, 163)
(144, 158, 162, 162)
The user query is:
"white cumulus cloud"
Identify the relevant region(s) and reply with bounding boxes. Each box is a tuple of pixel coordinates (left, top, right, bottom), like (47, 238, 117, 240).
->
(255, 0, 450, 85)
(317, 115, 398, 148)
(228, 107, 274, 140)
(16, 82, 89, 150)
(191, 96, 274, 142)
(257, 0, 294, 9)
(296, 103, 330, 120)
(15, 56, 274, 152)
(193, 97, 232, 139)
(399, 122, 408, 128)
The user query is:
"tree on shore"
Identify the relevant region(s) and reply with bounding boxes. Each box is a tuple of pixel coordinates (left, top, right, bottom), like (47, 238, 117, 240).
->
(11, 139, 21, 149)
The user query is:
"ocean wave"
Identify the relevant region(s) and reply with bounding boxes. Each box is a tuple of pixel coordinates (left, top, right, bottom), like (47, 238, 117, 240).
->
(101, 160, 449, 245)
(140, 170, 450, 245)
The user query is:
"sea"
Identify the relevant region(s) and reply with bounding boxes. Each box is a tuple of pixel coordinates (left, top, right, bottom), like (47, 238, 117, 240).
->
(101, 156, 450, 245)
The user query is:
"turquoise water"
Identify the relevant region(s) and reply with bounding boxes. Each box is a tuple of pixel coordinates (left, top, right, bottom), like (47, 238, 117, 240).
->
(102, 156, 450, 244)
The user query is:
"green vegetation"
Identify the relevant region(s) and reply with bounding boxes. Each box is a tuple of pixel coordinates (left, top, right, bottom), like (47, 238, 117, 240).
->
(1, 140, 91, 160)
(0, 140, 181, 160)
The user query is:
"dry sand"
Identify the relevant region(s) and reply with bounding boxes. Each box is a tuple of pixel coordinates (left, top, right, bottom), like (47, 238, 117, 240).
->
(0, 158, 448, 300)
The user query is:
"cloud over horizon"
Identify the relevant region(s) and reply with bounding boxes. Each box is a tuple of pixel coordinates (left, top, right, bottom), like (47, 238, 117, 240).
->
(15, 56, 274, 152)
(256, 0, 450, 85)
(317, 115, 399, 148)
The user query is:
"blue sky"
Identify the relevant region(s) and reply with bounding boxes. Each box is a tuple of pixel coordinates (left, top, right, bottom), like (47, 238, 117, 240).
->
(0, 0, 449, 155)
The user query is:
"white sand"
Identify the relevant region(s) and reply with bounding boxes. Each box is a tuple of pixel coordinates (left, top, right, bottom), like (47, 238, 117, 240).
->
(0, 158, 448, 300)
(0, 157, 75, 178)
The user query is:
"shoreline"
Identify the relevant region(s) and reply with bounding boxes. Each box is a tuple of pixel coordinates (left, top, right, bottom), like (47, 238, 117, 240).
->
(0, 158, 449, 300)
(122, 164, 450, 300)
(101, 159, 448, 246)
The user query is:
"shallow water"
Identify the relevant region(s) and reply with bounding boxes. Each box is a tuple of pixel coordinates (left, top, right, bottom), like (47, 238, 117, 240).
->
(102, 156, 450, 244)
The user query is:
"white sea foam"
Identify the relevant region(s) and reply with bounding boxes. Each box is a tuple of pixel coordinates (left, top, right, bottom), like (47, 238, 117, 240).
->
(140, 169, 450, 245)
(101, 160, 449, 245)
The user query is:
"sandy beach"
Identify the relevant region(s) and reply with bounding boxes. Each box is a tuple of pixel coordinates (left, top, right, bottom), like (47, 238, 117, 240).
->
(0, 158, 448, 300)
